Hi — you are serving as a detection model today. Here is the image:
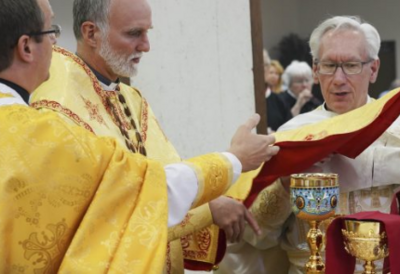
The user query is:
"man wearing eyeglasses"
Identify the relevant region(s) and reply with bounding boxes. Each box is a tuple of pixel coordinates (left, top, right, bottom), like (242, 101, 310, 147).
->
(218, 15, 400, 274)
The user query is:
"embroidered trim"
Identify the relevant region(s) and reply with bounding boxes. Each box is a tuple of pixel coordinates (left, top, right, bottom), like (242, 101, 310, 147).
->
(54, 46, 149, 150)
(141, 99, 149, 142)
(181, 228, 212, 261)
(53, 47, 130, 130)
(31, 100, 94, 133)
(166, 242, 172, 274)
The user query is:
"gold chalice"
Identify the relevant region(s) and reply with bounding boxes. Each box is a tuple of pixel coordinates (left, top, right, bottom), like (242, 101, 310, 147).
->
(342, 220, 389, 274)
(290, 173, 339, 274)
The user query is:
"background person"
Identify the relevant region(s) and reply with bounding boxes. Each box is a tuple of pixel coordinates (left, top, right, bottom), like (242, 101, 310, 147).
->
(218, 15, 400, 274)
(279, 60, 322, 117)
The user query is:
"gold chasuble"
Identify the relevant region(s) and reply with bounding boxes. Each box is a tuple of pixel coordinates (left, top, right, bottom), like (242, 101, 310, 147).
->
(31, 47, 231, 273)
(0, 103, 169, 273)
(1, 92, 234, 273)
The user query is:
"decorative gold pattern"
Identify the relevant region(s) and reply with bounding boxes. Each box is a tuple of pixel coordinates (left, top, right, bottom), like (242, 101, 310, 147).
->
(186, 153, 232, 208)
(81, 96, 106, 126)
(141, 99, 149, 142)
(0, 104, 169, 273)
(303, 130, 328, 141)
(342, 220, 389, 274)
(53, 47, 145, 139)
(252, 189, 280, 227)
(290, 173, 339, 273)
(19, 220, 68, 274)
(182, 228, 212, 260)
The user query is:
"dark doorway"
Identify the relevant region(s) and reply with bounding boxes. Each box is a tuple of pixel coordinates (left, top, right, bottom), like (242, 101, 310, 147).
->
(370, 41, 396, 98)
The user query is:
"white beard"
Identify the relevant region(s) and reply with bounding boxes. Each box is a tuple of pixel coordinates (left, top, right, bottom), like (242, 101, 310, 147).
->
(99, 35, 142, 78)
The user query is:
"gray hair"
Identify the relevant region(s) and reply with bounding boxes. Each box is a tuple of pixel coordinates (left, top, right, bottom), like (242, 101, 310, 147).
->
(73, 0, 111, 40)
(0, 0, 44, 72)
(309, 16, 381, 61)
(282, 61, 312, 87)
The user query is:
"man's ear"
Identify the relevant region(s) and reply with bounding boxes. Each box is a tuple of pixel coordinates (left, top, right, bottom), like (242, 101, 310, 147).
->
(369, 59, 380, 84)
(80, 21, 101, 48)
(312, 63, 319, 84)
(16, 35, 35, 63)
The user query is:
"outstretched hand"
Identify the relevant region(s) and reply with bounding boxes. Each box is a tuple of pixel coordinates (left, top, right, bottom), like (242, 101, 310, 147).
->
(229, 114, 280, 172)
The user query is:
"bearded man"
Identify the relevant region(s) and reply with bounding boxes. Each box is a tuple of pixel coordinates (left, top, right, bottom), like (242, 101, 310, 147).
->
(30, 0, 279, 272)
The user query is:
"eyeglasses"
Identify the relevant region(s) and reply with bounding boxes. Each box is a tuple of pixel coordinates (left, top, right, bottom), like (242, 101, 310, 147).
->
(29, 24, 62, 39)
(315, 60, 373, 75)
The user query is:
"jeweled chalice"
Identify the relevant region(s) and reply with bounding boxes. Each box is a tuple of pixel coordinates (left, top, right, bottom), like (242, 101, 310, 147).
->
(342, 220, 389, 274)
(290, 173, 339, 274)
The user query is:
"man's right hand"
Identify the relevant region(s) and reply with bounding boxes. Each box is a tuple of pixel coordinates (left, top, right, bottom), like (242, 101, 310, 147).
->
(228, 114, 279, 172)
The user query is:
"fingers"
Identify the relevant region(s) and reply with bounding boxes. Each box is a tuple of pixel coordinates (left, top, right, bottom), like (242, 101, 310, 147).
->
(243, 114, 260, 131)
(224, 225, 233, 242)
(244, 209, 261, 236)
(238, 212, 245, 242)
(265, 134, 276, 145)
(232, 221, 241, 243)
(228, 208, 247, 243)
(268, 145, 280, 157)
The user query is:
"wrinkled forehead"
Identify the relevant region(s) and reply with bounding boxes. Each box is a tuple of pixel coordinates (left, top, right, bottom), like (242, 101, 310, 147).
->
(108, 0, 152, 28)
(319, 29, 368, 61)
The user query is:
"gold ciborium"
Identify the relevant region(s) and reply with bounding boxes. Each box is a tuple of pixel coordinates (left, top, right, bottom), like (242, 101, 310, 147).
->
(342, 220, 389, 274)
(290, 173, 339, 274)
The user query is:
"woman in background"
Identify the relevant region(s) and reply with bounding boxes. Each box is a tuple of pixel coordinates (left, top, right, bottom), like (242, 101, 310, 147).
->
(279, 61, 321, 117)
(265, 60, 284, 93)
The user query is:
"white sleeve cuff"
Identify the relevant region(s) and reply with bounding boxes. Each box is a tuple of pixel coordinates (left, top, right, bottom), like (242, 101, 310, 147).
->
(165, 152, 242, 227)
(165, 163, 198, 227)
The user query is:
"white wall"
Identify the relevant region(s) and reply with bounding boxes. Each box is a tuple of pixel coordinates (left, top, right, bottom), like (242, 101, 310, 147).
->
(50, 0, 255, 159)
(133, 0, 255, 158)
(262, 0, 400, 78)
(52, 0, 75, 52)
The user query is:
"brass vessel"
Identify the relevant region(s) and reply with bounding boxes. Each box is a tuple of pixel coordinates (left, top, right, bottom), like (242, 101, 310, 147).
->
(342, 220, 389, 274)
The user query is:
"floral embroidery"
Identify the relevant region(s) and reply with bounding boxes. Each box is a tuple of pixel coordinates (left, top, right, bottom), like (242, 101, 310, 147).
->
(81, 96, 106, 126)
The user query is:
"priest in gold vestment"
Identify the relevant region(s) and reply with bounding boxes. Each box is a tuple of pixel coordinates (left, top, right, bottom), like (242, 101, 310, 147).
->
(31, 0, 279, 272)
(0, 0, 279, 273)
(218, 16, 400, 274)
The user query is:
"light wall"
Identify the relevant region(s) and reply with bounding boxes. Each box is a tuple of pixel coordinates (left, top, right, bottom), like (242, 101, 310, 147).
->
(133, 0, 255, 158)
(52, 0, 75, 52)
(262, 0, 400, 78)
(50, 0, 255, 159)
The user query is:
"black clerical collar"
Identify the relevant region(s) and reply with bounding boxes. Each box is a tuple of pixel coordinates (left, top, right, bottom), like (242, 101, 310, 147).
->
(0, 78, 30, 104)
(81, 60, 120, 86)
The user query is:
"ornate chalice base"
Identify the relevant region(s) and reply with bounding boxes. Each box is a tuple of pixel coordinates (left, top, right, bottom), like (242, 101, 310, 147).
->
(290, 173, 339, 274)
(342, 220, 389, 274)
